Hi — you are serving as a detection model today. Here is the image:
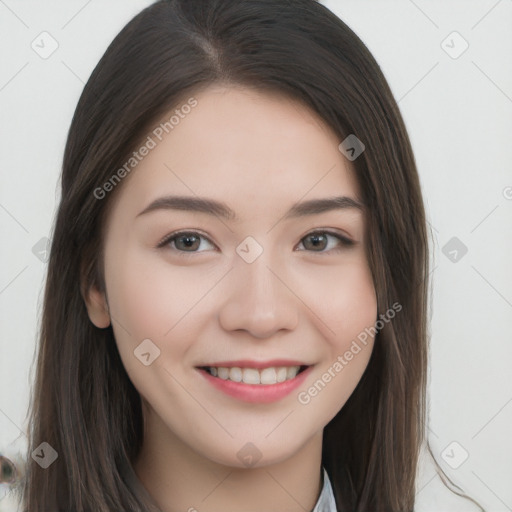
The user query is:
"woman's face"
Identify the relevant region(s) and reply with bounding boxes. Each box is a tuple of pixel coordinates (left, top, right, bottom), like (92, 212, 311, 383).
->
(86, 85, 377, 468)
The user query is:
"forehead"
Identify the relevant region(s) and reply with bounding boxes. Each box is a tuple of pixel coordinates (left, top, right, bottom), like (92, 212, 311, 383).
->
(107, 85, 361, 220)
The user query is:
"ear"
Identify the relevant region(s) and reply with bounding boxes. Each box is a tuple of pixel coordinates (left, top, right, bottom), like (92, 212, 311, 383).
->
(83, 283, 111, 329)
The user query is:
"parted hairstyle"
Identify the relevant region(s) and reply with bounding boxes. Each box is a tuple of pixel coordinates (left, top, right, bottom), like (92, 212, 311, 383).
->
(19, 0, 482, 510)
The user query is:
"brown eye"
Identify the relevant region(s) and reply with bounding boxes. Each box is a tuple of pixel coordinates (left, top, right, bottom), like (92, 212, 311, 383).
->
(303, 233, 329, 251)
(157, 231, 216, 253)
(298, 230, 354, 253)
(173, 233, 201, 251)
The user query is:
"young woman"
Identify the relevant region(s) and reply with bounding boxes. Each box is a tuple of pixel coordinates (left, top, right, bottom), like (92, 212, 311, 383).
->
(17, 0, 483, 510)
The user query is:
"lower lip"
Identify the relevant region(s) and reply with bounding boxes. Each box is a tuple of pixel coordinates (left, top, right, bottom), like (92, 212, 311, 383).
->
(197, 366, 313, 403)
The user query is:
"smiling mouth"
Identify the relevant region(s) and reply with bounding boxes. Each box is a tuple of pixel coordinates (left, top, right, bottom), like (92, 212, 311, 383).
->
(197, 365, 309, 385)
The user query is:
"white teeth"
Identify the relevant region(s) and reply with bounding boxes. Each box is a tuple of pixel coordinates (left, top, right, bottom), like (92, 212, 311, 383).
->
(206, 365, 302, 384)
(242, 368, 260, 384)
(287, 366, 299, 379)
(229, 367, 243, 382)
(260, 367, 277, 385)
(217, 367, 229, 380)
(276, 367, 287, 382)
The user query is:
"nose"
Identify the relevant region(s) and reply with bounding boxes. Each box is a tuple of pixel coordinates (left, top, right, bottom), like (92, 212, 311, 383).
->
(217, 253, 299, 339)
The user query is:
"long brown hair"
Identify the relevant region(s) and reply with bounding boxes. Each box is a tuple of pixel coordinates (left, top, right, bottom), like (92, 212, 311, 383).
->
(18, 0, 482, 510)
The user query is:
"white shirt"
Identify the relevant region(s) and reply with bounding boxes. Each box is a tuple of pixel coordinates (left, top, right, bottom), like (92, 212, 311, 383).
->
(311, 467, 337, 512)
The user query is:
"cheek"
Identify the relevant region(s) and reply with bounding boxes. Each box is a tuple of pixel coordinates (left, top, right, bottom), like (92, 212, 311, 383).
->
(103, 250, 190, 382)
(331, 262, 377, 345)
(327, 258, 377, 377)
(295, 253, 377, 344)
(103, 250, 200, 407)
(103, 247, 231, 388)
(105, 248, 210, 338)
(294, 256, 377, 411)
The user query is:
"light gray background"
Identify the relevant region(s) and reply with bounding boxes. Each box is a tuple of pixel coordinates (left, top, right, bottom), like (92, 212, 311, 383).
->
(0, 1, 511, 511)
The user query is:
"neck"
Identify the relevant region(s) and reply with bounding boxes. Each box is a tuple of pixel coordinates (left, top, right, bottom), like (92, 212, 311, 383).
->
(133, 405, 324, 512)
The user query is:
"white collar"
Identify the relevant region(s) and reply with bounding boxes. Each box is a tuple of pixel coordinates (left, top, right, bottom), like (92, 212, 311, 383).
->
(311, 467, 337, 512)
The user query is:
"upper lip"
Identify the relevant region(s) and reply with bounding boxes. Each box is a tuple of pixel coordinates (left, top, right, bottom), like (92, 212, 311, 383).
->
(197, 359, 311, 369)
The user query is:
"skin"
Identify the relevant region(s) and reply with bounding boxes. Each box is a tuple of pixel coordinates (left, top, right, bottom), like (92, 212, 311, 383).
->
(85, 85, 377, 512)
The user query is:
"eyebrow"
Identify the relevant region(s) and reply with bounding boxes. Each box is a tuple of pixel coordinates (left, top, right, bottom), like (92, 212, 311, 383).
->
(136, 195, 364, 221)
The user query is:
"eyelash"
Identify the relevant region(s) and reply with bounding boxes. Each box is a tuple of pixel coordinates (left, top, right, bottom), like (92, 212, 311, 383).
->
(156, 229, 355, 256)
